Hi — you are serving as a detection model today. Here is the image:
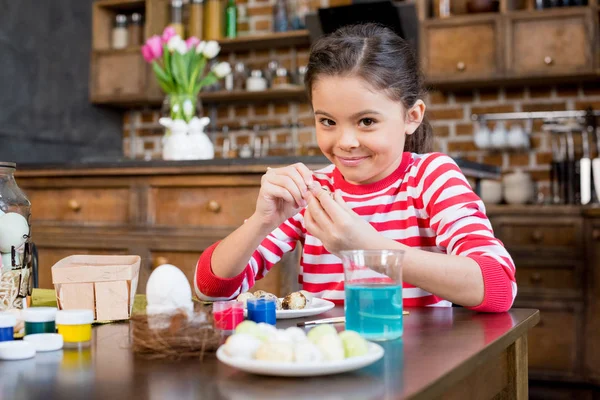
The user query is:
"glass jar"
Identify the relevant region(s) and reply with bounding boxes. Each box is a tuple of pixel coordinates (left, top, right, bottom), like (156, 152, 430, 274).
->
(0, 162, 34, 311)
(112, 14, 128, 49)
(128, 13, 144, 47)
(170, 0, 185, 37)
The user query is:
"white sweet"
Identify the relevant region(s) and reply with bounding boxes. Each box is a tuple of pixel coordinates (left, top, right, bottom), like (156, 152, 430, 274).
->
(285, 327, 307, 343)
(256, 322, 277, 339)
(307, 324, 337, 344)
(0, 213, 29, 253)
(254, 341, 294, 363)
(294, 340, 323, 363)
(339, 330, 369, 358)
(268, 329, 293, 345)
(315, 334, 345, 361)
(224, 334, 262, 359)
(146, 264, 193, 315)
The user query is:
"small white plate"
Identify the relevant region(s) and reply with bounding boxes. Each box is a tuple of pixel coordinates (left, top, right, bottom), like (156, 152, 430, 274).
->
(216, 342, 384, 377)
(244, 298, 335, 320)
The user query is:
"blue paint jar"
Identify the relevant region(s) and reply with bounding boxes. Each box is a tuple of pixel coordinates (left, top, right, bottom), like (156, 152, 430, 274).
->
(0, 312, 17, 342)
(246, 298, 276, 325)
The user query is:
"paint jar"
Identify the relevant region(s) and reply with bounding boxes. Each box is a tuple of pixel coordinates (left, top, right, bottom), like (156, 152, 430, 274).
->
(246, 298, 276, 325)
(55, 310, 94, 348)
(23, 307, 57, 335)
(213, 301, 244, 332)
(0, 312, 16, 342)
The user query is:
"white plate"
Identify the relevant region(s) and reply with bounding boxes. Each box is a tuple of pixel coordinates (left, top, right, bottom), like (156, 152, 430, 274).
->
(216, 342, 384, 377)
(244, 298, 335, 320)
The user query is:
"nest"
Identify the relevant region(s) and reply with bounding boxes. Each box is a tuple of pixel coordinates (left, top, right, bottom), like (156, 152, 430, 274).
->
(130, 303, 222, 360)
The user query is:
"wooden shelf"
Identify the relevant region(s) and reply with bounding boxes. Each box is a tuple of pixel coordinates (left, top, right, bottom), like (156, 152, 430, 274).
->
(94, 0, 145, 10)
(93, 46, 142, 55)
(201, 87, 306, 104)
(219, 30, 310, 53)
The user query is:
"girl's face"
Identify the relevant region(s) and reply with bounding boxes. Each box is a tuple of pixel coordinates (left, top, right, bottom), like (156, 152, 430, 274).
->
(311, 75, 425, 185)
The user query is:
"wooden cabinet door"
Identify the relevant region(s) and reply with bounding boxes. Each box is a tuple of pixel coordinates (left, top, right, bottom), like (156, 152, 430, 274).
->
(584, 220, 600, 384)
(422, 15, 503, 83)
(90, 51, 147, 102)
(507, 9, 594, 76)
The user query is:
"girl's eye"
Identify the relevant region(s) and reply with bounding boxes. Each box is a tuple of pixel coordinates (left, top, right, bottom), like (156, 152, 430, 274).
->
(319, 118, 336, 127)
(359, 118, 376, 127)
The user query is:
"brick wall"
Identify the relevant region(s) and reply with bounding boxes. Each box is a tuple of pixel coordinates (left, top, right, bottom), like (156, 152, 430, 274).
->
(123, 1, 600, 198)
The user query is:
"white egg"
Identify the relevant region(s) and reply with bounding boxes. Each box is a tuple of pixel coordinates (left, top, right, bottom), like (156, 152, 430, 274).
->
(146, 264, 192, 310)
(224, 333, 262, 359)
(285, 327, 307, 343)
(254, 341, 294, 362)
(268, 329, 293, 345)
(256, 322, 277, 339)
(0, 213, 29, 253)
(315, 334, 345, 361)
(294, 340, 323, 363)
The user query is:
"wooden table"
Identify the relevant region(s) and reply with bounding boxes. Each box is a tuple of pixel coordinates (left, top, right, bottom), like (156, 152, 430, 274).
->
(1, 307, 539, 400)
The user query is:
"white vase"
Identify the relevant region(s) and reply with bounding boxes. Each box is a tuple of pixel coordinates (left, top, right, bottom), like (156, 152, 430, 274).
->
(188, 116, 214, 160)
(162, 120, 191, 161)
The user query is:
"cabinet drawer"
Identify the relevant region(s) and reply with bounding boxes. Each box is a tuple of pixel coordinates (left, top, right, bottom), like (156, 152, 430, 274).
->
(528, 309, 580, 374)
(29, 188, 131, 225)
(493, 219, 581, 254)
(37, 247, 129, 290)
(92, 52, 146, 98)
(517, 267, 578, 292)
(150, 186, 259, 228)
(508, 10, 594, 76)
(148, 250, 282, 296)
(423, 17, 501, 80)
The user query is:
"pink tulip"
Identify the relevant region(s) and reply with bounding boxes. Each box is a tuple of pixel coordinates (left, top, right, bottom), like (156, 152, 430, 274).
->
(162, 26, 177, 44)
(142, 35, 163, 62)
(186, 37, 201, 49)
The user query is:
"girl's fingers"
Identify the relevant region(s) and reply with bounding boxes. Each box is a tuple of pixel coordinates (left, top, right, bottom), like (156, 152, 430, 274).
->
(272, 166, 309, 201)
(263, 182, 296, 205)
(304, 207, 322, 237)
(308, 184, 346, 223)
(333, 190, 358, 215)
(306, 191, 333, 227)
(266, 175, 306, 207)
(293, 163, 315, 186)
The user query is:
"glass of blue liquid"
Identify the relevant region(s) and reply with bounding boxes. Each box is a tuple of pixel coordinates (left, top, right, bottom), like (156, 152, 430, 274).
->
(341, 249, 405, 341)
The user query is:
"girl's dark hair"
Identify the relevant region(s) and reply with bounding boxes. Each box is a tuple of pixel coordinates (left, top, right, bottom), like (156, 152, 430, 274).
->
(305, 23, 433, 153)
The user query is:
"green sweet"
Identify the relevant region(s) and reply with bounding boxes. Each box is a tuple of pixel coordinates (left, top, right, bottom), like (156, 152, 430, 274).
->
(339, 330, 369, 358)
(234, 320, 262, 339)
(307, 324, 337, 344)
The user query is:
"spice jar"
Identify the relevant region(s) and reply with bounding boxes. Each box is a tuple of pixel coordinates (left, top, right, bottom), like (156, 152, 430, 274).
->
(0, 312, 16, 342)
(188, 0, 204, 39)
(272, 67, 290, 88)
(0, 162, 33, 311)
(170, 0, 185, 37)
(204, 0, 223, 40)
(23, 307, 57, 335)
(233, 62, 247, 91)
(56, 309, 94, 348)
(265, 60, 279, 88)
(112, 14, 128, 49)
(128, 13, 144, 47)
(246, 70, 267, 91)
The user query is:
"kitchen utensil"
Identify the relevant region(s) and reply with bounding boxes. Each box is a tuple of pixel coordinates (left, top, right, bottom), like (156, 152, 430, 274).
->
(566, 128, 577, 204)
(580, 125, 592, 205)
(587, 109, 600, 203)
(550, 132, 563, 204)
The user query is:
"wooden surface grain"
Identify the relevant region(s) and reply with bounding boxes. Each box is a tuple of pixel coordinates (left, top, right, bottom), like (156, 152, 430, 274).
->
(1, 307, 539, 400)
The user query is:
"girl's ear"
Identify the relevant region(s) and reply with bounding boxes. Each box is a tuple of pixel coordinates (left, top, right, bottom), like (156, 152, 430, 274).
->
(405, 100, 426, 135)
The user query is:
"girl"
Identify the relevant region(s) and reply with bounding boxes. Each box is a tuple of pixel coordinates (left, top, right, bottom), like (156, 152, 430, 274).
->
(195, 23, 516, 312)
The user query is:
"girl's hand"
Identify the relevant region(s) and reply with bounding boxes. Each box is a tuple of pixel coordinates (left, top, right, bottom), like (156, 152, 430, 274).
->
(254, 163, 314, 230)
(304, 185, 388, 255)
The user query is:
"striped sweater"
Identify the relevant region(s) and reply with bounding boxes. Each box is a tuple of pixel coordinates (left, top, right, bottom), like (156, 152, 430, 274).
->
(195, 152, 517, 312)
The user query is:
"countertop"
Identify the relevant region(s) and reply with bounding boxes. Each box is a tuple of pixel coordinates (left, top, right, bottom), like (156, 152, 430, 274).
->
(1, 307, 539, 400)
(14, 156, 500, 179)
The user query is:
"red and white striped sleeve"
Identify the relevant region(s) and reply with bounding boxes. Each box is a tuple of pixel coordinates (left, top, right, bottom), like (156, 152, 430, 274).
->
(193, 212, 305, 301)
(416, 153, 517, 312)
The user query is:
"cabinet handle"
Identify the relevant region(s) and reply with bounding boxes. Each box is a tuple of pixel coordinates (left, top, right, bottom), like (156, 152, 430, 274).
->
(207, 200, 222, 213)
(531, 229, 544, 243)
(456, 61, 466, 72)
(544, 56, 554, 66)
(529, 272, 542, 284)
(154, 256, 169, 269)
(593, 229, 600, 241)
(68, 199, 81, 212)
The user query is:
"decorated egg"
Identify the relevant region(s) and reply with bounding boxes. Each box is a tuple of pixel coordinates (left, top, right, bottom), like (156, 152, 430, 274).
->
(146, 264, 193, 314)
(0, 213, 29, 253)
(224, 333, 262, 359)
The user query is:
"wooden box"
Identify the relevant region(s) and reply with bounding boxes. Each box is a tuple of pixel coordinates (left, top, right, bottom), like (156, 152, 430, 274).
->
(51, 255, 141, 321)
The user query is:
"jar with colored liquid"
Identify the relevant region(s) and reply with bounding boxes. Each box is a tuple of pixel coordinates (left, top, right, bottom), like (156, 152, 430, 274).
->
(0, 312, 16, 342)
(246, 298, 276, 325)
(23, 307, 57, 335)
(213, 301, 244, 332)
(56, 310, 94, 348)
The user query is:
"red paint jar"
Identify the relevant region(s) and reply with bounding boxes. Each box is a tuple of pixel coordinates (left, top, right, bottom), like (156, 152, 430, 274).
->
(213, 301, 244, 331)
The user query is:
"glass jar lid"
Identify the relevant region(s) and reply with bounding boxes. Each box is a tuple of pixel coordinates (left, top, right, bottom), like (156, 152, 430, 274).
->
(0, 162, 16, 169)
(115, 14, 127, 27)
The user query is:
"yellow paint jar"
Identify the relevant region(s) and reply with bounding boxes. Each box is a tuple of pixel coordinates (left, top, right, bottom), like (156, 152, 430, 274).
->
(55, 310, 94, 348)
